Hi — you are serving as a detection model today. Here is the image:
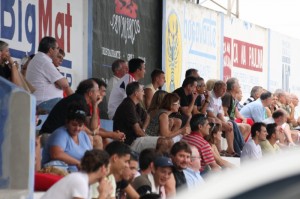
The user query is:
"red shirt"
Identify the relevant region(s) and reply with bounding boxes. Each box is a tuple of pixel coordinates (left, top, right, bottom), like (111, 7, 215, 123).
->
(182, 132, 215, 171)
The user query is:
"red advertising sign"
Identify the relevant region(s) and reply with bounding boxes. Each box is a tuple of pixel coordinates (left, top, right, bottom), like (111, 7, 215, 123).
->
(232, 39, 263, 72)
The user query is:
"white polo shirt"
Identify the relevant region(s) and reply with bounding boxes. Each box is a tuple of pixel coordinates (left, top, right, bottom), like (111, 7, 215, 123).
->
(26, 52, 63, 105)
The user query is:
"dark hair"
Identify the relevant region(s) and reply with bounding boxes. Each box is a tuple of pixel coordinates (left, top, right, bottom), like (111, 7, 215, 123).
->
(226, 77, 238, 91)
(148, 90, 168, 113)
(266, 123, 277, 140)
(81, 149, 110, 173)
(170, 141, 191, 156)
(105, 141, 131, 157)
(251, 122, 266, 138)
(205, 123, 221, 144)
(151, 69, 164, 81)
(128, 58, 144, 73)
(190, 114, 207, 131)
(182, 76, 197, 88)
(38, 36, 57, 53)
(112, 59, 126, 73)
(75, 79, 96, 95)
(139, 148, 157, 171)
(185, 68, 198, 78)
(272, 109, 285, 119)
(126, 81, 141, 96)
(159, 93, 180, 111)
(260, 91, 272, 100)
(66, 103, 87, 124)
(91, 77, 107, 88)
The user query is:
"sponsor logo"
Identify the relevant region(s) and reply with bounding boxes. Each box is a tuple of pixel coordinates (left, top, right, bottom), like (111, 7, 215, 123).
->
(110, 0, 140, 44)
(165, 11, 182, 92)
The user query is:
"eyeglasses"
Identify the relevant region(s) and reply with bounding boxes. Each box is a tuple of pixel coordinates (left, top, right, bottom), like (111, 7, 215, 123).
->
(173, 102, 180, 106)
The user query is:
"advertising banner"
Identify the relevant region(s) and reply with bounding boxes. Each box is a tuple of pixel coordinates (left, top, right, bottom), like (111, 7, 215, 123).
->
(223, 17, 268, 99)
(93, 0, 162, 118)
(269, 31, 300, 96)
(163, 0, 222, 92)
(0, 0, 87, 89)
(92, 0, 162, 85)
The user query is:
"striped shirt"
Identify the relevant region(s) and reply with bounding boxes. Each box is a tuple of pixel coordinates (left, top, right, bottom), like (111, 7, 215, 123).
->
(182, 132, 215, 171)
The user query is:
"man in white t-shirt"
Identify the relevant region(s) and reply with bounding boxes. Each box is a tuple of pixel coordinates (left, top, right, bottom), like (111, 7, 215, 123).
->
(241, 122, 268, 163)
(108, 58, 146, 119)
(26, 36, 73, 112)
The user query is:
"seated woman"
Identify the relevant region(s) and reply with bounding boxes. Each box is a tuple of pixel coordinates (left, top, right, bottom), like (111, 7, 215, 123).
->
(0, 40, 34, 93)
(146, 93, 190, 139)
(42, 105, 92, 172)
(205, 123, 235, 169)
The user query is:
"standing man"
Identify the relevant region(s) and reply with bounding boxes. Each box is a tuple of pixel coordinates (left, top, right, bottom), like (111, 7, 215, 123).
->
(108, 58, 145, 119)
(241, 122, 268, 163)
(113, 82, 149, 145)
(106, 59, 128, 100)
(26, 36, 73, 112)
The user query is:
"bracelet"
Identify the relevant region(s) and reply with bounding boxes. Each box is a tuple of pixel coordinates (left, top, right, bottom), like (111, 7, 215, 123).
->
(92, 130, 96, 136)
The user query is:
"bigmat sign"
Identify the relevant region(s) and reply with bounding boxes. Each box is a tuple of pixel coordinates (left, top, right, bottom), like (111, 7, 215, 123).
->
(0, 0, 88, 89)
(163, 0, 222, 92)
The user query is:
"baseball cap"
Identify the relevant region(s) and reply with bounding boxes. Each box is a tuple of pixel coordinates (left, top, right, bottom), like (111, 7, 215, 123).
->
(154, 156, 173, 168)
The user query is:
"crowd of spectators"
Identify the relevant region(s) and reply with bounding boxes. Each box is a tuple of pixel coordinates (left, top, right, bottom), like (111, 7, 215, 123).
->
(2, 36, 300, 199)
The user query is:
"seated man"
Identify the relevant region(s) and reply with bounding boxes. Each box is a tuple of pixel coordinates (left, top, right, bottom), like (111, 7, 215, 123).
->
(143, 69, 165, 110)
(241, 122, 268, 163)
(267, 109, 297, 146)
(260, 123, 281, 155)
(173, 76, 199, 118)
(240, 91, 273, 122)
(206, 80, 237, 156)
(108, 58, 145, 119)
(113, 82, 149, 145)
(183, 145, 205, 189)
(132, 156, 174, 198)
(182, 114, 221, 172)
(243, 86, 263, 106)
(26, 36, 73, 112)
(170, 141, 191, 191)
